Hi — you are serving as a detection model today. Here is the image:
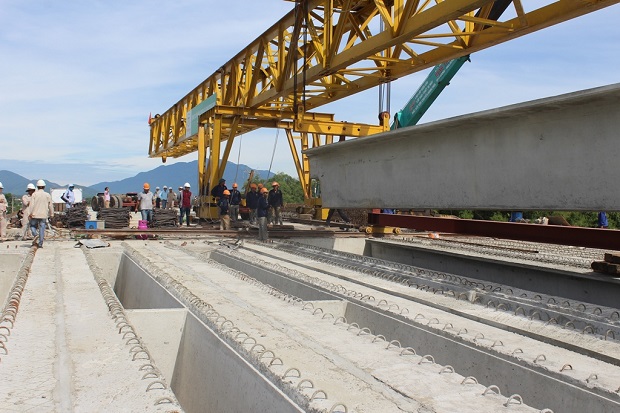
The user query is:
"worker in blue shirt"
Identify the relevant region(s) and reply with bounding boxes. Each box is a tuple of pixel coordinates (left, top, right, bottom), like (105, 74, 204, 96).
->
(246, 183, 259, 224)
(61, 184, 76, 209)
(229, 183, 242, 222)
(257, 187, 270, 241)
(598, 212, 608, 229)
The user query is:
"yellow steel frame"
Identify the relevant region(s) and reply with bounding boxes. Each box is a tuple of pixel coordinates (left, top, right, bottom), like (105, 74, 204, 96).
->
(149, 0, 619, 209)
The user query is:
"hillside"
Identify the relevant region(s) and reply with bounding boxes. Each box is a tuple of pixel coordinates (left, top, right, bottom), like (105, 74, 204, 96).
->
(0, 170, 64, 196)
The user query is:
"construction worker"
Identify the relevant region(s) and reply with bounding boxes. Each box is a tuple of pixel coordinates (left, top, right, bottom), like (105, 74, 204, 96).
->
(104, 187, 111, 208)
(137, 183, 154, 224)
(177, 186, 183, 207)
(268, 181, 283, 225)
(219, 190, 231, 230)
(257, 187, 269, 241)
(326, 209, 351, 227)
(0, 182, 7, 241)
(161, 186, 168, 208)
(229, 183, 242, 222)
(167, 187, 175, 209)
(246, 183, 259, 224)
(29, 180, 54, 248)
(598, 212, 609, 229)
(61, 184, 76, 209)
(211, 178, 227, 199)
(180, 183, 192, 226)
(21, 183, 36, 240)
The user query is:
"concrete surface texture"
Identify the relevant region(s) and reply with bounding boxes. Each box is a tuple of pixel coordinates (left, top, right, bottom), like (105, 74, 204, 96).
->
(306, 83, 620, 210)
(1, 234, 619, 413)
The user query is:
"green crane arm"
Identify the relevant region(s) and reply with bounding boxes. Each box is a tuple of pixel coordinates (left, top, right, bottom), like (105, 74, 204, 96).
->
(391, 55, 469, 129)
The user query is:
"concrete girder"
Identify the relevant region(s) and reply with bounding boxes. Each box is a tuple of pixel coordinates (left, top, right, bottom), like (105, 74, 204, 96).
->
(306, 83, 620, 211)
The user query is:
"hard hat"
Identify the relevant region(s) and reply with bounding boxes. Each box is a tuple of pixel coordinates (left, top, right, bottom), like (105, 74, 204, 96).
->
(27, 183, 36, 190)
(232, 183, 238, 188)
(178, 186, 182, 189)
(219, 178, 226, 183)
(223, 190, 231, 196)
(143, 182, 150, 190)
(37, 179, 46, 187)
(156, 186, 160, 190)
(184, 182, 190, 188)
(69, 183, 74, 188)
(250, 183, 257, 189)
(272, 181, 279, 187)
(163, 186, 167, 189)
(0, 182, 3, 188)
(260, 187, 268, 194)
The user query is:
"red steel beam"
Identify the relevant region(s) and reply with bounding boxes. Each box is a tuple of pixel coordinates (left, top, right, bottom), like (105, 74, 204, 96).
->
(367, 214, 620, 251)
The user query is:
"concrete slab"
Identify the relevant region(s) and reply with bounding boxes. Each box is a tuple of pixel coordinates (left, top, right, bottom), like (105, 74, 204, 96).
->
(307, 83, 620, 210)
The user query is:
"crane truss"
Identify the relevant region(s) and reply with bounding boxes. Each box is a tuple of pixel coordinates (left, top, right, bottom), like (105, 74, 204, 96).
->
(148, 0, 618, 202)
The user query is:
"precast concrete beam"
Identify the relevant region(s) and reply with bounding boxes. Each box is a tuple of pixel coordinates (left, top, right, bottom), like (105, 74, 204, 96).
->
(306, 83, 620, 210)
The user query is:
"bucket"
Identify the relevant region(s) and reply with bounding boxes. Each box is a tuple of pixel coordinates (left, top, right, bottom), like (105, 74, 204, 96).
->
(138, 220, 148, 230)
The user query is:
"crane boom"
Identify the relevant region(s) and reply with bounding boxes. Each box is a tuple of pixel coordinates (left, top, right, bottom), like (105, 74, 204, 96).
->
(147, 0, 620, 217)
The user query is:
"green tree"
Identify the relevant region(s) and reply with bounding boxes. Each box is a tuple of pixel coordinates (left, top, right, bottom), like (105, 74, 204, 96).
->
(255, 172, 304, 204)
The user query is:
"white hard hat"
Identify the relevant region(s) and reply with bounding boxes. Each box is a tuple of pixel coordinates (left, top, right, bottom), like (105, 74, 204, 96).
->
(36, 179, 46, 187)
(184, 182, 190, 188)
(163, 186, 167, 189)
(27, 183, 36, 190)
(0, 181, 3, 188)
(69, 183, 74, 187)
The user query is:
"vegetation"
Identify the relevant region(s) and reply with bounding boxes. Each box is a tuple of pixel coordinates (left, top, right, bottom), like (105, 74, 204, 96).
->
(251, 172, 305, 204)
(1, 192, 18, 214)
(438, 210, 617, 229)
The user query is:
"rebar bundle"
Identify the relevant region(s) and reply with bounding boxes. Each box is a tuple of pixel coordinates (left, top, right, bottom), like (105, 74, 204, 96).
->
(97, 208, 131, 229)
(65, 204, 89, 228)
(152, 209, 178, 228)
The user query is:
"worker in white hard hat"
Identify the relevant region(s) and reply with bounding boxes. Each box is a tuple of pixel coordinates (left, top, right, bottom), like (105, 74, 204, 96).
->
(154, 186, 162, 209)
(29, 180, 54, 248)
(0, 181, 7, 241)
(20, 184, 36, 240)
(61, 183, 75, 209)
(161, 186, 168, 208)
(229, 183, 242, 222)
(179, 183, 192, 226)
(166, 187, 175, 209)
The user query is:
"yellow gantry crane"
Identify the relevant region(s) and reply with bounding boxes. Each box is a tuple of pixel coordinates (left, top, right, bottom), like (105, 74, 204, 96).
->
(148, 0, 618, 218)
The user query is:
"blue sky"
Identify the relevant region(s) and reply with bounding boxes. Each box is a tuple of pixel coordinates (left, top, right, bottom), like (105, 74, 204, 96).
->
(1, 1, 619, 186)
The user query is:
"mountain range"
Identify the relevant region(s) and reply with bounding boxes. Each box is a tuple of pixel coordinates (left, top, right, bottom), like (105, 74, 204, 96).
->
(0, 161, 275, 198)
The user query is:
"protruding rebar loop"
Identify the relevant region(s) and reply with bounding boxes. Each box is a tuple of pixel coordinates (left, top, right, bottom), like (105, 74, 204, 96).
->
(439, 365, 455, 374)
(418, 355, 435, 365)
(585, 373, 598, 383)
(214, 316, 228, 325)
(312, 308, 324, 315)
(357, 327, 372, 337)
(576, 303, 587, 311)
(142, 371, 160, 380)
(297, 379, 314, 389)
(441, 323, 453, 331)
(539, 409, 555, 413)
(0, 343, 8, 355)
(220, 320, 234, 331)
(560, 364, 573, 372)
(514, 307, 526, 316)
(610, 311, 620, 321)
(386, 340, 402, 350)
(582, 325, 595, 335)
(311, 390, 328, 400)
(491, 340, 504, 348)
(283, 368, 301, 379)
(533, 354, 547, 364)
(126, 337, 140, 345)
(564, 321, 576, 330)
(496, 303, 509, 311)
(504, 394, 523, 407)
(361, 295, 374, 302)
(154, 397, 175, 405)
(322, 313, 335, 320)
(346, 323, 360, 332)
(482, 385, 502, 396)
(562, 300, 571, 308)
(400, 347, 416, 356)
(329, 403, 348, 413)
(512, 348, 524, 356)
(241, 337, 257, 346)
(414, 314, 425, 321)
(0, 333, 8, 343)
(400, 308, 410, 315)
(269, 357, 284, 367)
(132, 350, 150, 361)
(547, 298, 557, 304)
(461, 376, 478, 385)
(139, 363, 157, 371)
(372, 335, 387, 343)
(302, 302, 314, 311)
(427, 318, 439, 326)
(333, 316, 347, 325)
(0, 326, 10, 336)
(146, 380, 167, 392)
(473, 333, 485, 342)
(545, 318, 558, 325)
(250, 344, 266, 355)
(605, 330, 616, 340)
(458, 328, 468, 336)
